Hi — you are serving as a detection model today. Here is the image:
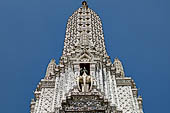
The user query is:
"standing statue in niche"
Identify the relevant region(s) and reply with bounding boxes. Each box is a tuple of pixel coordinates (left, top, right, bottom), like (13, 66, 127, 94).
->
(77, 68, 93, 92)
(80, 67, 88, 75)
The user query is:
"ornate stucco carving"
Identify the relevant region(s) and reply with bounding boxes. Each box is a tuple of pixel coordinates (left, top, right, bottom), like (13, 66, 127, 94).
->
(30, 1, 144, 113)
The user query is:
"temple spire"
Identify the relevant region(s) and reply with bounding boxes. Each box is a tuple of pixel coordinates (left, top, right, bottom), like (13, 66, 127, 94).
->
(45, 58, 56, 80)
(30, 2, 144, 113)
(114, 57, 125, 77)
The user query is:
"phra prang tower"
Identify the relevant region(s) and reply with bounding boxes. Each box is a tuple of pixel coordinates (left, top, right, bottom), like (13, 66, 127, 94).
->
(30, 1, 144, 113)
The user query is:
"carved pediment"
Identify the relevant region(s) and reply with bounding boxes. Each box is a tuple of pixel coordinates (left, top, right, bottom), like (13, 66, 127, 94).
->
(79, 53, 91, 62)
(77, 51, 94, 62)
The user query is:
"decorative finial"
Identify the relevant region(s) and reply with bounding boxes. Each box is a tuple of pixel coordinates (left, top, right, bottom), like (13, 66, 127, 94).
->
(115, 57, 119, 61)
(82, 1, 88, 8)
(50, 58, 55, 62)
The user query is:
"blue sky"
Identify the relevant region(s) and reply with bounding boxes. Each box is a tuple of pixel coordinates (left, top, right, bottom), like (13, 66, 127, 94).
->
(0, 0, 170, 113)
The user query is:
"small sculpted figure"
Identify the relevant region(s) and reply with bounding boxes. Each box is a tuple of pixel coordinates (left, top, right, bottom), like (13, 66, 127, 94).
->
(77, 72, 93, 92)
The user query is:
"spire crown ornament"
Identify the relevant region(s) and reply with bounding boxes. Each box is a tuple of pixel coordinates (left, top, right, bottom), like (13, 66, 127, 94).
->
(82, 1, 88, 8)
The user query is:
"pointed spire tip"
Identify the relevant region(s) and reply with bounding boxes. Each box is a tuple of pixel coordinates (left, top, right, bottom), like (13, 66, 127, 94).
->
(82, 1, 88, 8)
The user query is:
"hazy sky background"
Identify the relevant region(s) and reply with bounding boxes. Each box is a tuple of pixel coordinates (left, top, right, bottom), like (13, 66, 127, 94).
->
(0, 0, 170, 113)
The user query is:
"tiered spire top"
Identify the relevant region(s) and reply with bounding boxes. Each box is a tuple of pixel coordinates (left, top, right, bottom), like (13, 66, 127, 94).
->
(62, 1, 107, 58)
